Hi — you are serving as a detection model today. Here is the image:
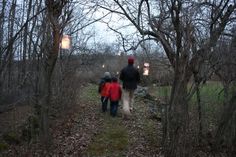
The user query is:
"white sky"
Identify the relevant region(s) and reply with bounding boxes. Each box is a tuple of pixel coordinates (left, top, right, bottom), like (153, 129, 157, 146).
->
(93, 22, 117, 43)
(91, 8, 137, 45)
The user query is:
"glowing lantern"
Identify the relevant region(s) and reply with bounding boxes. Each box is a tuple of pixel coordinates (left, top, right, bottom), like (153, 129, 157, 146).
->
(143, 68, 149, 76)
(61, 35, 71, 49)
(143, 62, 150, 76)
(102, 64, 105, 68)
(210, 47, 213, 52)
(144, 63, 150, 67)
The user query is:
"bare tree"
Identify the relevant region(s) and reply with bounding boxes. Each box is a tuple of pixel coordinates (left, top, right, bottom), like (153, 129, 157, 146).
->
(35, 0, 73, 147)
(96, 0, 236, 156)
(214, 28, 236, 155)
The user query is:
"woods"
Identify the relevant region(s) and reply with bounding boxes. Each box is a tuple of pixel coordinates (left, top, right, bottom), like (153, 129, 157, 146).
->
(95, 0, 236, 156)
(0, 0, 236, 156)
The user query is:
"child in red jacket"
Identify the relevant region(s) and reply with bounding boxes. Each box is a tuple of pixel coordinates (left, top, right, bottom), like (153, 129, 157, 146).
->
(109, 77, 122, 117)
(99, 72, 111, 112)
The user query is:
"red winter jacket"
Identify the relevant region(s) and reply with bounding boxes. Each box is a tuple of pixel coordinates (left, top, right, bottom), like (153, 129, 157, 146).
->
(109, 82, 122, 101)
(100, 82, 111, 97)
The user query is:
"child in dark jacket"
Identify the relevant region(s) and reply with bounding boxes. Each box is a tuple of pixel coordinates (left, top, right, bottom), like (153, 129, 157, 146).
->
(99, 72, 111, 112)
(109, 77, 122, 117)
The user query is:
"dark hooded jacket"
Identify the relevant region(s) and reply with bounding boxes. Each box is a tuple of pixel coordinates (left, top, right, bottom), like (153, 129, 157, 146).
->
(119, 64, 140, 90)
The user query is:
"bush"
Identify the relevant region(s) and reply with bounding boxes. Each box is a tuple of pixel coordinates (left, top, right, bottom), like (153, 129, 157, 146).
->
(2, 132, 20, 145)
(21, 115, 39, 142)
(0, 142, 8, 152)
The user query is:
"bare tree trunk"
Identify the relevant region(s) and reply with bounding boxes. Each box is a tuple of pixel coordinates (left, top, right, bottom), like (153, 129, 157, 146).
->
(223, 82, 230, 106)
(7, 0, 17, 92)
(165, 62, 191, 157)
(216, 87, 236, 153)
(40, 26, 60, 147)
(193, 73, 203, 143)
(0, 0, 6, 60)
(168, 81, 189, 157)
(22, 0, 33, 79)
(39, 0, 70, 148)
(0, 0, 6, 95)
(162, 102, 169, 146)
(196, 83, 203, 143)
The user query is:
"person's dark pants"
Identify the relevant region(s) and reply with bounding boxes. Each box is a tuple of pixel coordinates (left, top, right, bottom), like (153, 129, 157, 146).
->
(110, 101, 119, 117)
(101, 96, 108, 112)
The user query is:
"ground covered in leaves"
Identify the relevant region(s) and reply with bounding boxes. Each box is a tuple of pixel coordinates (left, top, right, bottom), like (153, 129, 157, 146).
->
(0, 84, 162, 157)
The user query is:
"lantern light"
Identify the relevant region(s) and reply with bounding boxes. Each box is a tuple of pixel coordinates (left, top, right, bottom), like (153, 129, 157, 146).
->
(102, 64, 105, 68)
(143, 68, 149, 76)
(137, 65, 140, 69)
(143, 62, 150, 76)
(210, 47, 213, 52)
(144, 63, 150, 67)
(61, 35, 71, 49)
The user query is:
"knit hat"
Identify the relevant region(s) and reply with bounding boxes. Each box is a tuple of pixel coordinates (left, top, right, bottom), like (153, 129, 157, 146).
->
(128, 56, 134, 65)
(104, 72, 111, 78)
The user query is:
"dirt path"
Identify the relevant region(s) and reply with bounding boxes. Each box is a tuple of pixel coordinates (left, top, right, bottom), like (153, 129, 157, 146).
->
(81, 84, 162, 157)
(1, 84, 162, 156)
(49, 84, 162, 157)
(123, 97, 162, 157)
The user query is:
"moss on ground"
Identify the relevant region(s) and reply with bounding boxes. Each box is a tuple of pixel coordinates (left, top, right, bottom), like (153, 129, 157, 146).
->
(80, 83, 100, 103)
(0, 142, 8, 152)
(82, 83, 161, 156)
(86, 115, 128, 157)
(2, 132, 20, 145)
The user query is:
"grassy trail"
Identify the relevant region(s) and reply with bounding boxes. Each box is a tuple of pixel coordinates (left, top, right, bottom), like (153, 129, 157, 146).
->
(81, 84, 162, 157)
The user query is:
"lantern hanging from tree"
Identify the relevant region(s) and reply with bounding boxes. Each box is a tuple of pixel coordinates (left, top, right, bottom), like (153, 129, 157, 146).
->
(61, 35, 71, 49)
(143, 62, 150, 76)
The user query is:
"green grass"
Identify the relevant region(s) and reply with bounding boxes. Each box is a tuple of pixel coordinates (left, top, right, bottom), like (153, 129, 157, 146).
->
(2, 132, 20, 145)
(151, 81, 226, 129)
(86, 117, 128, 157)
(151, 86, 171, 101)
(81, 83, 129, 157)
(143, 120, 160, 149)
(192, 81, 224, 104)
(0, 142, 8, 152)
(80, 83, 100, 103)
(151, 81, 224, 104)
(194, 82, 224, 128)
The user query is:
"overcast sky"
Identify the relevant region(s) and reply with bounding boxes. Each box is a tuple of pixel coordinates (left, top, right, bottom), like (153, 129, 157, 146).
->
(90, 8, 137, 45)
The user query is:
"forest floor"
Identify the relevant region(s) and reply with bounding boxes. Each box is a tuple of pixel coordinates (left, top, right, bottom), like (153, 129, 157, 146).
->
(0, 84, 163, 157)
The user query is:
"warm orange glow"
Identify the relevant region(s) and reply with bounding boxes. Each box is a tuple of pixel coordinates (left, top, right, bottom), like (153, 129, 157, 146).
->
(143, 68, 149, 76)
(61, 35, 71, 49)
(144, 63, 150, 67)
(143, 62, 150, 76)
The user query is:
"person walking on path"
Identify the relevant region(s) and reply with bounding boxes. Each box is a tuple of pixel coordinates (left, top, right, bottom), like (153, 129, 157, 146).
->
(109, 77, 122, 117)
(119, 56, 140, 118)
(98, 72, 111, 112)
